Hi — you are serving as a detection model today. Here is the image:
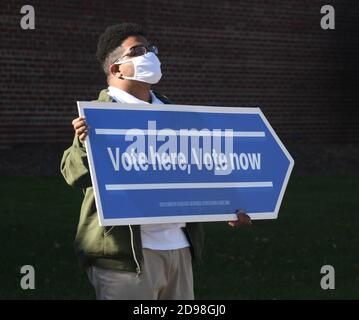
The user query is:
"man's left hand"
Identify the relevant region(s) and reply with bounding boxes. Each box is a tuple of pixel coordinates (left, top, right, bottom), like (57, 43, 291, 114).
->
(228, 209, 252, 227)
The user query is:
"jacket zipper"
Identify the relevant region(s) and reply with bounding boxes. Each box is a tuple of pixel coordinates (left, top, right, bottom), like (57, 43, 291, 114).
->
(129, 225, 141, 277)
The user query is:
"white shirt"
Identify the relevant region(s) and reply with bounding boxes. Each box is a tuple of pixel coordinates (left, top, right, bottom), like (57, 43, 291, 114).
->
(107, 86, 190, 250)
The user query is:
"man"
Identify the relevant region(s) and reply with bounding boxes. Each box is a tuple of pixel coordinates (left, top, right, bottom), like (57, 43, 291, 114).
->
(60, 23, 251, 300)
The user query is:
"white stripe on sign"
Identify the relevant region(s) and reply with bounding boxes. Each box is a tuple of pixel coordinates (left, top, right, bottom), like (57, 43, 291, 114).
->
(105, 181, 273, 191)
(95, 129, 265, 138)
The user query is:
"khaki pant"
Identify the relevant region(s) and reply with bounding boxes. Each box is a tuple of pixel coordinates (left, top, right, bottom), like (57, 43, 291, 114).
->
(87, 247, 194, 300)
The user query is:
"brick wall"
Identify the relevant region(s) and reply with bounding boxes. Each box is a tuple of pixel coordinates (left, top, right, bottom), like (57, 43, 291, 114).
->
(1, 0, 358, 145)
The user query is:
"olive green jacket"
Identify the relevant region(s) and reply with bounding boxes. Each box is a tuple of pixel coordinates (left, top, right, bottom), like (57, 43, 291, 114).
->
(60, 89, 204, 274)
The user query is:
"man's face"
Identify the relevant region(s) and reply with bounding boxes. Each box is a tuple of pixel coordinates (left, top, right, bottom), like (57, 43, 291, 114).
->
(115, 35, 150, 78)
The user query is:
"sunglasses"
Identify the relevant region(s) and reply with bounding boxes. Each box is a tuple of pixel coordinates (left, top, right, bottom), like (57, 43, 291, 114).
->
(112, 45, 158, 64)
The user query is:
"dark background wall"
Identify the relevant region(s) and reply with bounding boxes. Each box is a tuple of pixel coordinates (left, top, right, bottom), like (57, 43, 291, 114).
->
(0, 0, 358, 147)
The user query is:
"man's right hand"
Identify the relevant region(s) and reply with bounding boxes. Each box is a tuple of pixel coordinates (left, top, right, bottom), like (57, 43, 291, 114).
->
(72, 116, 89, 141)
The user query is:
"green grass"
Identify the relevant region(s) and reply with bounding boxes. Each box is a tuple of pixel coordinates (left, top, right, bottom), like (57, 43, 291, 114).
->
(0, 175, 358, 299)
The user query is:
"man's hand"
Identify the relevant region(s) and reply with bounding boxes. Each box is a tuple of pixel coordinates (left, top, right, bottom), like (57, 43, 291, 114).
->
(228, 209, 252, 228)
(72, 116, 89, 141)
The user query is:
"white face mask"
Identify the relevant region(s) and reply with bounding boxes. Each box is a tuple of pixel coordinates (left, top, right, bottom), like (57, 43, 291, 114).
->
(116, 52, 162, 84)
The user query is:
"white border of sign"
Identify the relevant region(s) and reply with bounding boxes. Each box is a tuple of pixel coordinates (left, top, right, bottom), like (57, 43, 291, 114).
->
(78, 102, 295, 226)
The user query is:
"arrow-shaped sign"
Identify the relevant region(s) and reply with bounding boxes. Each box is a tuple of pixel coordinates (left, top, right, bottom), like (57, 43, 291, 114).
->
(78, 102, 294, 226)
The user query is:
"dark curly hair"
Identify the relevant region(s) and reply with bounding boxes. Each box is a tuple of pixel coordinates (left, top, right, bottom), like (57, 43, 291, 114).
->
(96, 23, 145, 75)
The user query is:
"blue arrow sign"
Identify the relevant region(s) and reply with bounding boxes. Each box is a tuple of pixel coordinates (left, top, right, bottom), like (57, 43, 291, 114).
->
(78, 102, 294, 226)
